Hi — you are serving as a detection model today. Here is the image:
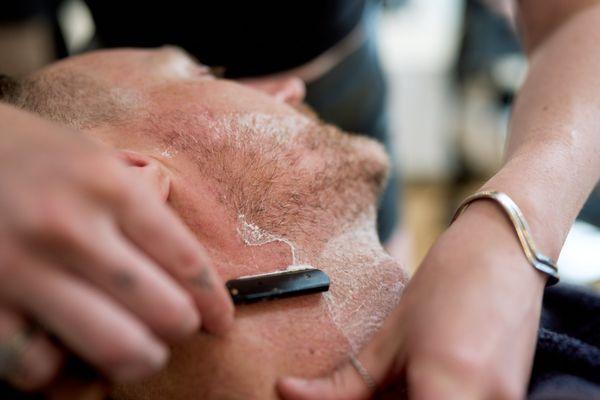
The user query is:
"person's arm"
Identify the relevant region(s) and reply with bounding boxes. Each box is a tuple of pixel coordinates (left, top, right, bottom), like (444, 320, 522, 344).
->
(491, 0, 600, 256)
(277, 1, 600, 399)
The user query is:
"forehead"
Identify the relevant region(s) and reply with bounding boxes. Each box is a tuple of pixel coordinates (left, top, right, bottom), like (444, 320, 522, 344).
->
(48, 47, 201, 88)
(52, 47, 298, 117)
(66, 47, 194, 72)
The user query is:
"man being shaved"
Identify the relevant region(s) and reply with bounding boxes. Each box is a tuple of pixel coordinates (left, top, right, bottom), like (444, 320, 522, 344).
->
(1, 46, 408, 399)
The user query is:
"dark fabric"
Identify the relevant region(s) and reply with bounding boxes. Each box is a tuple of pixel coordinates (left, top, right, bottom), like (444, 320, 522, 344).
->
(0, 0, 53, 22)
(0, 0, 68, 59)
(579, 186, 600, 228)
(456, 0, 521, 83)
(83, 0, 366, 78)
(529, 284, 600, 399)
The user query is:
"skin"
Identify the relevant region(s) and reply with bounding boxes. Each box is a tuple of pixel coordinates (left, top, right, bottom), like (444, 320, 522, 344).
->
(3, 1, 598, 397)
(0, 102, 234, 390)
(278, 1, 600, 399)
(5, 47, 409, 399)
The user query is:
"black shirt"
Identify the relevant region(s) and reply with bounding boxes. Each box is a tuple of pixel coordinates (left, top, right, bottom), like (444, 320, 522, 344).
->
(1, 0, 366, 77)
(84, 0, 366, 77)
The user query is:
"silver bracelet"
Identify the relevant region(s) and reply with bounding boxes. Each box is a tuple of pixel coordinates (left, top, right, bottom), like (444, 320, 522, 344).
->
(451, 190, 559, 286)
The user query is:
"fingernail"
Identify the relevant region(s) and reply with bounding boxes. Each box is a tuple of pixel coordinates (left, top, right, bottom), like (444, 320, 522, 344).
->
(114, 343, 168, 381)
(169, 294, 200, 338)
(145, 341, 169, 370)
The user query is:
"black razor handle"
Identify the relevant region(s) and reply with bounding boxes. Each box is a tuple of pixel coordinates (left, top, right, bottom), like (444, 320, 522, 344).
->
(226, 269, 330, 305)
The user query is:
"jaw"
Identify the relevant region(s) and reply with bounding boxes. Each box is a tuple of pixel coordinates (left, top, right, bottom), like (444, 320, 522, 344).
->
(111, 209, 407, 400)
(306, 209, 408, 352)
(196, 199, 409, 354)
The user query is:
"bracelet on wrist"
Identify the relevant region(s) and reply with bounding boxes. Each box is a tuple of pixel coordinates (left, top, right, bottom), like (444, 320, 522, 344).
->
(451, 190, 559, 286)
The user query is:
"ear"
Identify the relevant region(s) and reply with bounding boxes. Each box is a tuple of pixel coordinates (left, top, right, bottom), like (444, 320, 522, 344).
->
(240, 75, 306, 105)
(115, 150, 171, 202)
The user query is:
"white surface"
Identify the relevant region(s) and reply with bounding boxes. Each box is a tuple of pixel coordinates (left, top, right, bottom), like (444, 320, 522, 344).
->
(58, 0, 95, 54)
(378, 0, 465, 180)
(558, 221, 600, 285)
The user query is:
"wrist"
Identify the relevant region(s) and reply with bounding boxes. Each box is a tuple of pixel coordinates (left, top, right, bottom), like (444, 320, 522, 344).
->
(445, 199, 548, 291)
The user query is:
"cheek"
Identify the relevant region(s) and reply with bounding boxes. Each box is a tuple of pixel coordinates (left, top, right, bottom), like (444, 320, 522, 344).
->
(234, 295, 350, 369)
(306, 212, 407, 353)
(114, 296, 349, 400)
(195, 80, 300, 118)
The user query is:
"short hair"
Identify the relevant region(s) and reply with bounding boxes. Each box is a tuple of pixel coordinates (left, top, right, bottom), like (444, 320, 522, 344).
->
(0, 70, 132, 129)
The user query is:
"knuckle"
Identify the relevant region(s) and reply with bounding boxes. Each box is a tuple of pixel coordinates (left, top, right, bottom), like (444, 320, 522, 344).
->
(88, 160, 136, 206)
(27, 197, 82, 243)
(100, 171, 132, 202)
(442, 347, 487, 378)
(407, 352, 484, 394)
(42, 217, 85, 249)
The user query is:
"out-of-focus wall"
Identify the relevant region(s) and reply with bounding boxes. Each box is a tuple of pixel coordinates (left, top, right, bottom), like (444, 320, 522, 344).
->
(378, 0, 465, 181)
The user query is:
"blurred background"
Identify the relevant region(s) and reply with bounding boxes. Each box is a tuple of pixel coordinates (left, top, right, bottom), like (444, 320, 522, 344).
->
(377, 0, 600, 290)
(1, 0, 598, 288)
(379, 0, 600, 290)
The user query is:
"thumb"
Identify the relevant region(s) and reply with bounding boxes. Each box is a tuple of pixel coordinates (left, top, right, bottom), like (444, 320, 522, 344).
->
(277, 307, 407, 400)
(277, 357, 373, 400)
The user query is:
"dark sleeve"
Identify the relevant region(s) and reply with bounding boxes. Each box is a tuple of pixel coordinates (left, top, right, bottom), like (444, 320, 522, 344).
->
(0, 0, 55, 22)
(529, 284, 600, 399)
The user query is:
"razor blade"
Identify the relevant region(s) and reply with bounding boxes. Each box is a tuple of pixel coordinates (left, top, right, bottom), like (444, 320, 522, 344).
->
(226, 268, 330, 305)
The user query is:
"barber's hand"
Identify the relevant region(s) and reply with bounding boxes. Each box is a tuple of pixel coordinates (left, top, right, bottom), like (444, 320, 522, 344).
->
(278, 202, 546, 400)
(0, 105, 234, 391)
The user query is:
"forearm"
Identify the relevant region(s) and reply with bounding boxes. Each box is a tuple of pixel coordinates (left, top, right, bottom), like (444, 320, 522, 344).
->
(481, 3, 600, 260)
(516, 0, 599, 52)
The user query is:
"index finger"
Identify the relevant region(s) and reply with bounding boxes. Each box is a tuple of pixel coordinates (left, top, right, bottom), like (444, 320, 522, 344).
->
(116, 194, 234, 335)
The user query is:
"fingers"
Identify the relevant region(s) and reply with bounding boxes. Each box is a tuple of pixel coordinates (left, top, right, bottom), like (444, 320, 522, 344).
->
(278, 307, 407, 400)
(278, 358, 373, 400)
(0, 259, 168, 382)
(56, 215, 200, 341)
(0, 307, 63, 391)
(116, 194, 234, 334)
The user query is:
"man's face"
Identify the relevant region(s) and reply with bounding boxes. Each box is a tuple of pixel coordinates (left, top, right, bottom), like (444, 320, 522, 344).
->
(37, 47, 407, 399)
